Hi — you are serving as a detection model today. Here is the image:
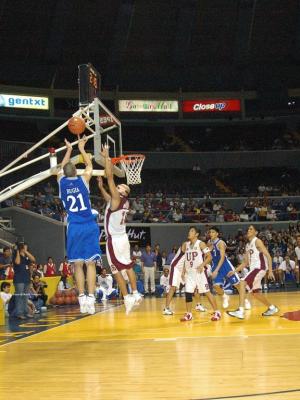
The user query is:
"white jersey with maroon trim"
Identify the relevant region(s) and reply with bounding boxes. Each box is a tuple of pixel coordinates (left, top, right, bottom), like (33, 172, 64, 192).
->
(185, 240, 208, 270)
(246, 237, 267, 271)
(104, 196, 130, 236)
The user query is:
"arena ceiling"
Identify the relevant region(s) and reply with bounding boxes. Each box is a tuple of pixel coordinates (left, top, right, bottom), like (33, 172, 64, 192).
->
(1, 0, 300, 92)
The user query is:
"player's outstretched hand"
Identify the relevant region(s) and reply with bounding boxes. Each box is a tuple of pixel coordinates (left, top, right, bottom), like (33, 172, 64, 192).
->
(101, 144, 110, 158)
(78, 135, 88, 151)
(65, 139, 72, 151)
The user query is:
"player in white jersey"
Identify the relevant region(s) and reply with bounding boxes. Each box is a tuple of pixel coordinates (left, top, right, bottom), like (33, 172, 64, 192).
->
(163, 242, 206, 315)
(180, 227, 221, 322)
(228, 225, 278, 319)
(162, 243, 186, 315)
(97, 145, 142, 315)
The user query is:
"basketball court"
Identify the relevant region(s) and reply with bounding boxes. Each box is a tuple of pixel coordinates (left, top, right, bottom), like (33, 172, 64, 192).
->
(1, 292, 300, 400)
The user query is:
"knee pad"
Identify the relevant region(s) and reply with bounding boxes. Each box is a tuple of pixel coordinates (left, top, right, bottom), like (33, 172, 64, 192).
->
(185, 292, 193, 303)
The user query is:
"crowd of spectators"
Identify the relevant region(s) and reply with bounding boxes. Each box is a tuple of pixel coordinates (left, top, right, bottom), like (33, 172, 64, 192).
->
(2, 177, 300, 224)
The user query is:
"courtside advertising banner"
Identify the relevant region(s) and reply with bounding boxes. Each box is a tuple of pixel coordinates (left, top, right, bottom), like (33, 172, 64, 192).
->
(182, 99, 241, 113)
(118, 100, 178, 112)
(99, 226, 151, 253)
(0, 94, 49, 110)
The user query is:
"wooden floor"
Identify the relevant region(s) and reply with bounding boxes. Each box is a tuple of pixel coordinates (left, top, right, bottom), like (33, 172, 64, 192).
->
(1, 292, 300, 400)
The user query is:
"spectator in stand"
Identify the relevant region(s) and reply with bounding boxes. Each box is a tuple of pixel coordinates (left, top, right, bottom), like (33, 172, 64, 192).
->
(273, 251, 283, 288)
(57, 275, 73, 292)
(0, 281, 12, 312)
(161, 251, 167, 268)
(141, 245, 157, 295)
(0, 247, 13, 280)
(166, 246, 178, 265)
(44, 257, 57, 277)
(278, 255, 298, 287)
(22, 197, 31, 210)
(156, 267, 170, 297)
(172, 208, 183, 222)
(213, 200, 222, 213)
(95, 268, 118, 302)
(30, 274, 48, 311)
(13, 243, 35, 319)
(154, 244, 163, 271)
(59, 256, 72, 277)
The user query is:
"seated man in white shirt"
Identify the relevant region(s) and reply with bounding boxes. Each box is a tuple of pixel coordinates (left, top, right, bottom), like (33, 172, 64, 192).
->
(278, 255, 298, 287)
(0, 281, 12, 313)
(96, 268, 118, 302)
(157, 267, 171, 297)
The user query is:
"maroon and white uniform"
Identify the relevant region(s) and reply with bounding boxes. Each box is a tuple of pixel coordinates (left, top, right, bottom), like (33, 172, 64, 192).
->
(169, 246, 186, 288)
(243, 237, 267, 292)
(184, 240, 210, 294)
(104, 196, 134, 274)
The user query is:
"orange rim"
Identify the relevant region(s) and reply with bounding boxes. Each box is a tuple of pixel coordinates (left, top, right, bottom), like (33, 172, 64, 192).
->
(111, 154, 145, 165)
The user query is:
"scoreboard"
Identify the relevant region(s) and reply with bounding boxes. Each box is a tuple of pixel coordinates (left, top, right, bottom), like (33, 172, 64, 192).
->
(78, 63, 101, 106)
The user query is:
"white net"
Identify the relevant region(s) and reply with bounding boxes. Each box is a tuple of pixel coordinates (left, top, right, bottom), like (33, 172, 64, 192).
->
(119, 154, 145, 185)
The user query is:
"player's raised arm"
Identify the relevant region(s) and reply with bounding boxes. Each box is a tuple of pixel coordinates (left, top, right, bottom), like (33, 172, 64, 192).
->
(101, 145, 121, 210)
(78, 135, 93, 182)
(256, 238, 275, 280)
(57, 139, 72, 181)
(97, 176, 111, 203)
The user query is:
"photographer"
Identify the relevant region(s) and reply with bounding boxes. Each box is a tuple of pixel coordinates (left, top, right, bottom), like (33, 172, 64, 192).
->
(13, 243, 35, 320)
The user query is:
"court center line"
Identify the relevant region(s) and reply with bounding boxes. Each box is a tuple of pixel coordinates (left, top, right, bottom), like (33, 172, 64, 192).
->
(191, 388, 300, 400)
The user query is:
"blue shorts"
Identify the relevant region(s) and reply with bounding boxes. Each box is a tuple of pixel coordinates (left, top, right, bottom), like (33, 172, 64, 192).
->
(213, 260, 240, 287)
(67, 220, 101, 263)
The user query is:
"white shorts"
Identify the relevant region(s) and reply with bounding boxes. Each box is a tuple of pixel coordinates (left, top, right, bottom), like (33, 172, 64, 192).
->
(169, 265, 184, 288)
(243, 268, 266, 292)
(184, 269, 210, 294)
(106, 234, 133, 275)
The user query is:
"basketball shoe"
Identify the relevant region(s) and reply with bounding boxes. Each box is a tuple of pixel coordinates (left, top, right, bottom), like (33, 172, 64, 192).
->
(133, 292, 143, 306)
(262, 305, 279, 316)
(211, 311, 221, 321)
(222, 294, 229, 309)
(227, 308, 245, 319)
(195, 303, 206, 312)
(78, 294, 87, 314)
(180, 312, 193, 322)
(86, 295, 96, 315)
(163, 307, 173, 315)
(124, 295, 136, 315)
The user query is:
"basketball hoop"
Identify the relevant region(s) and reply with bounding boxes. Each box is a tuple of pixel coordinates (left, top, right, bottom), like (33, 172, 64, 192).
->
(112, 154, 145, 185)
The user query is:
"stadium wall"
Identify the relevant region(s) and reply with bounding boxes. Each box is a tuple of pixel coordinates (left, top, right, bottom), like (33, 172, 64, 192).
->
(142, 150, 300, 170)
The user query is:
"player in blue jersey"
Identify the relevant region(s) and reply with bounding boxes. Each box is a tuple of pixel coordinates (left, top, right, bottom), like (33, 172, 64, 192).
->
(209, 227, 249, 318)
(58, 136, 101, 315)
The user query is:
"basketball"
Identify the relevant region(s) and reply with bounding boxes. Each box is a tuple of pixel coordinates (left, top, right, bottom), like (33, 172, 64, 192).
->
(68, 116, 86, 135)
(65, 296, 72, 305)
(71, 295, 78, 305)
(56, 296, 64, 305)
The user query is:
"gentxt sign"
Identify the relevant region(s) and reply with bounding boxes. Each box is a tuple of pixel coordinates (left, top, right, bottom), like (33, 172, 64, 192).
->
(0, 94, 49, 110)
(182, 99, 241, 113)
(119, 100, 178, 112)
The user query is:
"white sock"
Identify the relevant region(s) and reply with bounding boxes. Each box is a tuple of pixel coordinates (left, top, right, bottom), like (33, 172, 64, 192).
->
(239, 306, 244, 312)
(269, 304, 275, 310)
(124, 294, 130, 300)
(79, 294, 85, 297)
(88, 294, 95, 298)
(133, 290, 138, 294)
